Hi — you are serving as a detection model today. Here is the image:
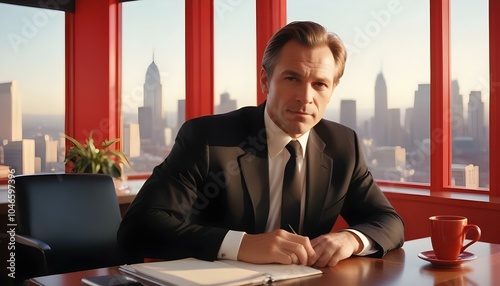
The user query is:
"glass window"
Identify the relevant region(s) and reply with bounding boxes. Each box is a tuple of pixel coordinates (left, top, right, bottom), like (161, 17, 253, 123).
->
(287, 0, 430, 183)
(450, 0, 489, 189)
(0, 3, 65, 178)
(121, 0, 185, 175)
(214, 0, 256, 113)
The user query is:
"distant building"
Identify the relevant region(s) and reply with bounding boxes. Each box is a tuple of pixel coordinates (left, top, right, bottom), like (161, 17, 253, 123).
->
(3, 139, 35, 175)
(369, 146, 407, 181)
(452, 164, 479, 189)
(216, 91, 237, 114)
(371, 146, 406, 170)
(340, 99, 357, 131)
(176, 99, 186, 137)
(177, 99, 185, 126)
(138, 106, 153, 145)
(373, 72, 388, 146)
(387, 108, 402, 147)
(403, 107, 413, 148)
(164, 127, 173, 147)
(0, 81, 22, 143)
(123, 123, 141, 158)
(58, 135, 66, 163)
(139, 60, 167, 147)
(467, 91, 486, 150)
(451, 80, 465, 137)
(34, 134, 58, 172)
(412, 84, 430, 148)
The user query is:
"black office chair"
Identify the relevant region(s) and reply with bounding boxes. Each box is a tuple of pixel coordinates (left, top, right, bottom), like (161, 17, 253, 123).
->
(14, 173, 138, 282)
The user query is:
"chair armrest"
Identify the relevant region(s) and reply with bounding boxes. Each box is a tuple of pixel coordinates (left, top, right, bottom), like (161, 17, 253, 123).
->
(15, 234, 52, 279)
(16, 234, 51, 253)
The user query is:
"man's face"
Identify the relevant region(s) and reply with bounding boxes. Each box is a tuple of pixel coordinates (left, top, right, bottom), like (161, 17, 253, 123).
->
(261, 40, 336, 138)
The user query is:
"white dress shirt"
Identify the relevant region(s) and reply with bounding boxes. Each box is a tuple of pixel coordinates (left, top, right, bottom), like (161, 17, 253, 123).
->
(217, 107, 376, 260)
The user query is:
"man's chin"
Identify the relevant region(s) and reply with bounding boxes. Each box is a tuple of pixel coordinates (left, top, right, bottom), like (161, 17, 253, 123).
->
(286, 124, 314, 138)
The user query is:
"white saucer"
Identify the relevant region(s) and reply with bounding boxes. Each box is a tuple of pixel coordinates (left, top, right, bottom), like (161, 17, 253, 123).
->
(418, 250, 477, 268)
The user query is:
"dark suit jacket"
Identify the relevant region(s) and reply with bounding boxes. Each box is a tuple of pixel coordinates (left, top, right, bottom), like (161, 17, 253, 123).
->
(117, 103, 404, 260)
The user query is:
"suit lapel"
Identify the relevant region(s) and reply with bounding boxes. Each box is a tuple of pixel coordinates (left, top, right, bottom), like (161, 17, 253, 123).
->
(303, 130, 333, 236)
(238, 103, 270, 233)
(239, 153, 269, 232)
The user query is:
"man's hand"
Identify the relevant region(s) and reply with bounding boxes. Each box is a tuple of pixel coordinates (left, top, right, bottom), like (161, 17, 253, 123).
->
(237, 229, 316, 265)
(309, 231, 363, 267)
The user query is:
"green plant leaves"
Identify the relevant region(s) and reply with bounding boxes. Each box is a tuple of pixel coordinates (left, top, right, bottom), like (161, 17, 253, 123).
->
(63, 130, 131, 179)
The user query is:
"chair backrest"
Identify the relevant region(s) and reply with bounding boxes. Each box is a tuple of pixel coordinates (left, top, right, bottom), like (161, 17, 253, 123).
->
(15, 173, 128, 274)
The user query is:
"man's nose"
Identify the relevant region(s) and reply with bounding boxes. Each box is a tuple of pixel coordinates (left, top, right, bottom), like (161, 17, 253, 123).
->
(295, 83, 314, 104)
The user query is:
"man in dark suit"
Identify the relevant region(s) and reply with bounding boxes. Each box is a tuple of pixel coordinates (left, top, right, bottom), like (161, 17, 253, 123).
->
(118, 21, 404, 268)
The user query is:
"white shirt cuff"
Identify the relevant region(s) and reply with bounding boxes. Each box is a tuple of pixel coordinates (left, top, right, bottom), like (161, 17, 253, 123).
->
(344, 229, 378, 256)
(217, 230, 246, 260)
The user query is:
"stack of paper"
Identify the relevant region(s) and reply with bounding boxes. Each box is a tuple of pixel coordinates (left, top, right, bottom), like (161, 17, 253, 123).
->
(120, 258, 322, 286)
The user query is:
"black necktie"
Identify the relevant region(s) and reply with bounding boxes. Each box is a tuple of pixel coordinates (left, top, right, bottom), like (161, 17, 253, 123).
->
(281, 140, 301, 233)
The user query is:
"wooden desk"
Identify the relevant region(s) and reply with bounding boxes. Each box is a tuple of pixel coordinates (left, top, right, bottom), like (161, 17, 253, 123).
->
(26, 237, 500, 286)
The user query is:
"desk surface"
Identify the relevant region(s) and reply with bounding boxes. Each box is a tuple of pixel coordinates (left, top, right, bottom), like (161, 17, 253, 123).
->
(26, 237, 500, 286)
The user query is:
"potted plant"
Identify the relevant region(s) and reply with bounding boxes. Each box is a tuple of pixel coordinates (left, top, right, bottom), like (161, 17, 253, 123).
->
(63, 130, 131, 184)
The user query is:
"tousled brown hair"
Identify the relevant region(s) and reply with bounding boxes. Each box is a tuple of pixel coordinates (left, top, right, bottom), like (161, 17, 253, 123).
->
(262, 21, 347, 86)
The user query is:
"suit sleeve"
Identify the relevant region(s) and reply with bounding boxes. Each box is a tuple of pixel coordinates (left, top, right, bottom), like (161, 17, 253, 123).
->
(340, 131, 405, 257)
(117, 120, 229, 261)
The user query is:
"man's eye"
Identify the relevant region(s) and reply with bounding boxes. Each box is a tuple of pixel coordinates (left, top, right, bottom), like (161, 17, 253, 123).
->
(314, 82, 327, 88)
(285, 77, 296, 81)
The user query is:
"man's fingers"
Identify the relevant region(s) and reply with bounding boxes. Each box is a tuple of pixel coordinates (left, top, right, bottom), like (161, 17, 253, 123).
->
(238, 230, 316, 265)
(279, 235, 311, 265)
(287, 232, 317, 263)
(313, 250, 331, 267)
(310, 232, 359, 267)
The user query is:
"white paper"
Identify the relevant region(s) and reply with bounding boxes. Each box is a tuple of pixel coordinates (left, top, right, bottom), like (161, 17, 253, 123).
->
(120, 258, 322, 286)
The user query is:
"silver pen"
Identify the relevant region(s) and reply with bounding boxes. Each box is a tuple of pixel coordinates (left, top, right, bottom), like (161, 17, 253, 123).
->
(288, 224, 297, 234)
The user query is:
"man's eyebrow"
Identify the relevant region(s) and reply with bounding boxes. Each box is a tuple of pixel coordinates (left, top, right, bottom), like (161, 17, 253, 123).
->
(280, 69, 333, 84)
(280, 70, 303, 77)
(315, 75, 334, 84)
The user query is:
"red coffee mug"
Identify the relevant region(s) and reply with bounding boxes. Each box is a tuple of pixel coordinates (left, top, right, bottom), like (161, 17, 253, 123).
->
(430, 215, 481, 260)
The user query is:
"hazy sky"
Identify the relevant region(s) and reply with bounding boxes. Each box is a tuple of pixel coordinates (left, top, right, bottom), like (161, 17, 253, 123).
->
(0, 0, 490, 124)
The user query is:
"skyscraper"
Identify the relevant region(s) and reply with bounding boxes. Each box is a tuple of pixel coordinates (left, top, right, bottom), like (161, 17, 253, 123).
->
(139, 60, 166, 148)
(0, 81, 22, 144)
(4, 139, 35, 175)
(451, 80, 465, 138)
(340, 99, 357, 131)
(403, 107, 414, 148)
(373, 72, 388, 146)
(138, 106, 153, 144)
(412, 84, 430, 147)
(387, 108, 402, 146)
(467, 91, 486, 149)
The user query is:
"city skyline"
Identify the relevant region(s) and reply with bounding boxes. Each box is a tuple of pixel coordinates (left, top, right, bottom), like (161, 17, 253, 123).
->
(1, 65, 489, 187)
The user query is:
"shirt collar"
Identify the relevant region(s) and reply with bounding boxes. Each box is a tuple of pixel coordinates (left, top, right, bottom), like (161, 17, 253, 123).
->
(264, 105, 310, 159)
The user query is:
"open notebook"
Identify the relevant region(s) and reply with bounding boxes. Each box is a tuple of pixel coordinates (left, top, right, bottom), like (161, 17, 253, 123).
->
(119, 258, 322, 286)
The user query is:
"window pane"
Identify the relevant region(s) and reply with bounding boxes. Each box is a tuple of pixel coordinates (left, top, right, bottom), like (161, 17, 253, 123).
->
(450, 0, 489, 189)
(214, 0, 256, 113)
(121, 0, 185, 175)
(287, 0, 430, 183)
(0, 3, 65, 178)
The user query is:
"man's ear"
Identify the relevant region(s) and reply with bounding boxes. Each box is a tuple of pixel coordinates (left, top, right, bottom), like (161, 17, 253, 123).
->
(260, 68, 269, 94)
